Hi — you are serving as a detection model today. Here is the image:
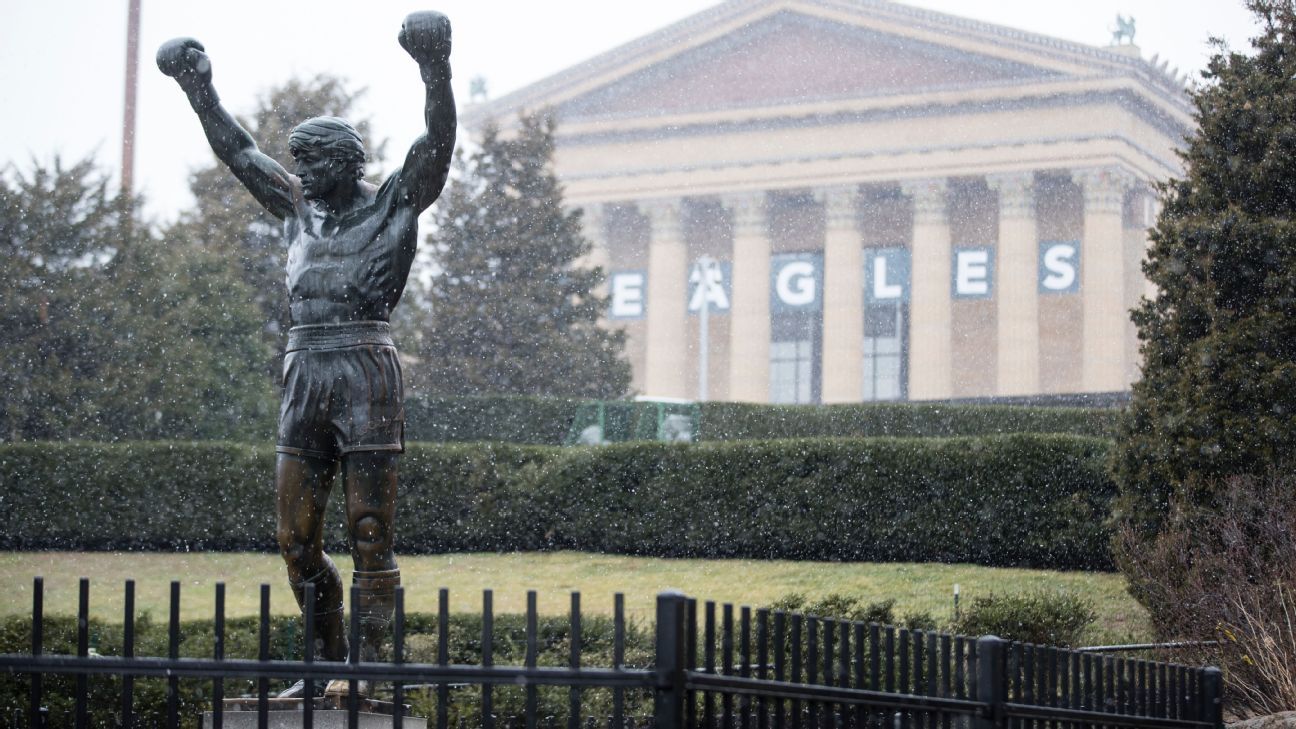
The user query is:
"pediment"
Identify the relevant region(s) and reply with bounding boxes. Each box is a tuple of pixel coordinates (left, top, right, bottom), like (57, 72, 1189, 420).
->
(555, 10, 1062, 120)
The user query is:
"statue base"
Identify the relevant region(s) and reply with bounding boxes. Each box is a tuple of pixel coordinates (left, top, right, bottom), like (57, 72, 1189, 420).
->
(202, 697, 426, 728)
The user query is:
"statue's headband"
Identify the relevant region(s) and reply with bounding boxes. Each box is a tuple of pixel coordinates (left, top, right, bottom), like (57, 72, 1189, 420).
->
(289, 116, 366, 162)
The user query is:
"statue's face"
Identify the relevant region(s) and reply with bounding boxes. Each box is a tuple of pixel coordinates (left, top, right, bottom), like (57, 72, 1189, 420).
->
(293, 146, 350, 200)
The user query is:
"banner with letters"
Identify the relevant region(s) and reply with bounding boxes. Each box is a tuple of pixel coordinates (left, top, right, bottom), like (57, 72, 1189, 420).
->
(688, 260, 732, 314)
(864, 247, 911, 303)
(770, 253, 823, 313)
(608, 270, 646, 319)
(1038, 240, 1080, 294)
(610, 240, 1081, 321)
(952, 246, 995, 299)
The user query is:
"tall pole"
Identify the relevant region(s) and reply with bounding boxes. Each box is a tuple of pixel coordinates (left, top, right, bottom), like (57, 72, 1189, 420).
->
(121, 0, 141, 196)
(693, 256, 717, 401)
(699, 279, 709, 401)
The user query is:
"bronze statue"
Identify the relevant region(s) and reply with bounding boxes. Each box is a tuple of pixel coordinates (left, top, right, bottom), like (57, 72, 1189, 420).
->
(158, 11, 456, 699)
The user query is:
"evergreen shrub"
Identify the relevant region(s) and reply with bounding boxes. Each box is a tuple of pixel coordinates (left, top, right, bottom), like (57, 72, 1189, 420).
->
(699, 402, 1117, 441)
(1, 435, 1116, 568)
(403, 394, 580, 445)
(397, 395, 1116, 445)
(950, 591, 1096, 646)
(538, 435, 1115, 568)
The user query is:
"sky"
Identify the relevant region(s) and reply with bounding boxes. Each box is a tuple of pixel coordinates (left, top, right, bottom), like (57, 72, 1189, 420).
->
(0, 1, 1264, 222)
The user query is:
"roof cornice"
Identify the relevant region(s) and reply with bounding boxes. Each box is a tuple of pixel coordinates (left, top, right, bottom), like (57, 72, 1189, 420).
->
(461, 0, 1191, 129)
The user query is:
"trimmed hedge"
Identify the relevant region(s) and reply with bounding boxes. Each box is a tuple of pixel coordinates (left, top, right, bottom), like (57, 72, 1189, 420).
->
(697, 402, 1118, 441)
(1, 435, 1116, 568)
(0, 441, 551, 553)
(404, 395, 580, 445)
(537, 435, 1115, 568)
(399, 395, 1117, 444)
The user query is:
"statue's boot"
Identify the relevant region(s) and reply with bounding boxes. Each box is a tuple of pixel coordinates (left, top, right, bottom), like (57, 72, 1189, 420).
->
(280, 559, 348, 699)
(325, 568, 399, 700)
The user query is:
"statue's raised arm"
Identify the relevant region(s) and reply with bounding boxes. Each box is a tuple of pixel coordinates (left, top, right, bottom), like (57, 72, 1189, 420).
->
(395, 11, 457, 213)
(157, 38, 296, 220)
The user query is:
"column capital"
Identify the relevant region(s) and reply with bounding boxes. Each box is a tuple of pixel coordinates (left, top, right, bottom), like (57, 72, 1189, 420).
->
(986, 171, 1036, 219)
(640, 198, 683, 241)
(900, 178, 949, 225)
(1072, 167, 1136, 214)
(813, 185, 859, 230)
(720, 191, 769, 237)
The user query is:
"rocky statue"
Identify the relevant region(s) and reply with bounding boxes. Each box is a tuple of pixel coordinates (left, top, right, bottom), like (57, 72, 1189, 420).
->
(157, 11, 456, 700)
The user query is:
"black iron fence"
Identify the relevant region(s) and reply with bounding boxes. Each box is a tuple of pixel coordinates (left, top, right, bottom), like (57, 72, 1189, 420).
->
(1, 578, 1223, 729)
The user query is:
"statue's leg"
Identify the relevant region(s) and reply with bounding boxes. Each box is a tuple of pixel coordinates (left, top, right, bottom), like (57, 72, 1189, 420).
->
(345, 450, 400, 655)
(275, 452, 348, 668)
(324, 450, 399, 698)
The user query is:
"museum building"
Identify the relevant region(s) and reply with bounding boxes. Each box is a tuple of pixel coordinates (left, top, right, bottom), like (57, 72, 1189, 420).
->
(460, 0, 1193, 404)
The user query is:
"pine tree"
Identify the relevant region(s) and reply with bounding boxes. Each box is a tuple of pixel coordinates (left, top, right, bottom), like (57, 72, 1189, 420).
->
(172, 75, 383, 342)
(0, 156, 274, 441)
(1113, 0, 1296, 536)
(409, 112, 631, 398)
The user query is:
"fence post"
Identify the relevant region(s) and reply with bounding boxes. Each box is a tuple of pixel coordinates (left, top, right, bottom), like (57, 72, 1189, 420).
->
(656, 591, 689, 729)
(1202, 667, 1223, 729)
(974, 636, 1007, 729)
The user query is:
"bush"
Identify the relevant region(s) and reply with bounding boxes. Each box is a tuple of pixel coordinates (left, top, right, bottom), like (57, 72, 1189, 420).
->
(0, 441, 556, 553)
(540, 435, 1116, 568)
(403, 396, 1117, 445)
(6, 394, 1116, 447)
(404, 395, 581, 445)
(404, 396, 1124, 443)
(1, 434, 1117, 568)
(1117, 470, 1296, 718)
(767, 593, 900, 625)
(950, 591, 1096, 646)
(0, 610, 651, 729)
(700, 402, 1117, 441)
(1110, 2, 1296, 541)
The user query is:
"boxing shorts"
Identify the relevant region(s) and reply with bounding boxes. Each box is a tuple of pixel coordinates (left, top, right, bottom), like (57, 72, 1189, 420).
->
(276, 321, 405, 459)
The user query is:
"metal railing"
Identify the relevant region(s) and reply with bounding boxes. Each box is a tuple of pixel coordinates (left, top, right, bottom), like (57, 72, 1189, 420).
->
(1, 579, 1224, 729)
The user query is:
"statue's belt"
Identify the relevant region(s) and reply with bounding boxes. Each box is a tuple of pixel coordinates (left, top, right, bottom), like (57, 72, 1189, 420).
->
(286, 321, 394, 353)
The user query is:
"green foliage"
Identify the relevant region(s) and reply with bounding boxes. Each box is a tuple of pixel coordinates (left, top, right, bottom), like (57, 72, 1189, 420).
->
(0, 611, 650, 729)
(541, 435, 1115, 568)
(700, 402, 1117, 441)
(902, 611, 939, 632)
(1112, 1, 1296, 538)
(400, 395, 1113, 445)
(1, 435, 1117, 568)
(172, 75, 382, 344)
(767, 593, 899, 625)
(405, 111, 631, 399)
(0, 157, 275, 442)
(404, 394, 580, 444)
(950, 591, 1096, 647)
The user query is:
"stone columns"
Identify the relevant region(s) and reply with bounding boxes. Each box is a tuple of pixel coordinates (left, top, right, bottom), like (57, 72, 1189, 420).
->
(722, 192, 771, 403)
(642, 198, 688, 398)
(1074, 167, 1134, 392)
(987, 172, 1039, 396)
(580, 203, 610, 296)
(901, 178, 952, 400)
(817, 186, 863, 403)
(1125, 183, 1156, 384)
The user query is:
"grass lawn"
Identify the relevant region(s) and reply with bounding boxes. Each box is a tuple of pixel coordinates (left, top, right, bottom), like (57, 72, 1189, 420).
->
(0, 551, 1148, 644)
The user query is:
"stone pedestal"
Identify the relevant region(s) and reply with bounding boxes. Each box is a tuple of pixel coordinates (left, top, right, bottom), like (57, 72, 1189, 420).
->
(203, 697, 426, 728)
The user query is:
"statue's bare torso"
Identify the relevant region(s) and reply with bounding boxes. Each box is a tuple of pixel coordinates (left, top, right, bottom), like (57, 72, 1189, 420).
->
(284, 176, 419, 324)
